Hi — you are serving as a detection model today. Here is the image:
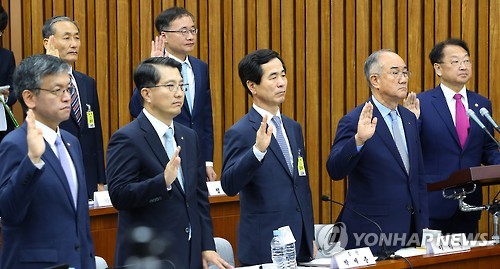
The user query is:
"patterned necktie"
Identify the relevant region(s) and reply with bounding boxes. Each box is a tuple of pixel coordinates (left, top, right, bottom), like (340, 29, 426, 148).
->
(165, 127, 184, 191)
(390, 110, 409, 173)
(69, 74, 82, 126)
(271, 116, 293, 174)
(55, 134, 78, 207)
(454, 94, 469, 148)
(181, 62, 193, 113)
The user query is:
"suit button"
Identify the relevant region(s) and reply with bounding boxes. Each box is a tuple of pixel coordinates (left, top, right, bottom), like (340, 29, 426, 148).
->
(186, 203, 190, 208)
(185, 227, 190, 234)
(296, 206, 301, 212)
(294, 184, 298, 189)
(75, 245, 80, 251)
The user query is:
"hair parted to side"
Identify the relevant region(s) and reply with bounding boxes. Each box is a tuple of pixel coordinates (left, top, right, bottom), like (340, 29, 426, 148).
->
(238, 49, 286, 96)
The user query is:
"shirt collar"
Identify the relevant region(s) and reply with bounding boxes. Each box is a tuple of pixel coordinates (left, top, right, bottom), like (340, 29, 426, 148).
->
(252, 104, 282, 124)
(142, 109, 174, 138)
(371, 95, 395, 119)
(440, 83, 467, 103)
(35, 120, 60, 146)
(169, 54, 191, 69)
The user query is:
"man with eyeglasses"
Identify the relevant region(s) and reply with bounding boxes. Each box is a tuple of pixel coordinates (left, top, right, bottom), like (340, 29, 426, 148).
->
(0, 54, 96, 269)
(404, 38, 500, 236)
(107, 57, 231, 269)
(327, 49, 428, 255)
(129, 6, 216, 182)
(43, 16, 106, 199)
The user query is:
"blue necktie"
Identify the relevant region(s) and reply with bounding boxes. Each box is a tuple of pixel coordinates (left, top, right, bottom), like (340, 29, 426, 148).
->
(182, 62, 193, 113)
(165, 127, 184, 191)
(271, 116, 293, 174)
(390, 110, 409, 173)
(55, 134, 78, 207)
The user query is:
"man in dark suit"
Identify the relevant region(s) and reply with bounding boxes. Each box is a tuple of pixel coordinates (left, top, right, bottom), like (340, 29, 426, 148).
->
(0, 54, 95, 269)
(326, 49, 429, 255)
(0, 4, 17, 142)
(43, 16, 106, 198)
(221, 49, 316, 266)
(128, 7, 216, 181)
(404, 38, 500, 235)
(106, 57, 230, 269)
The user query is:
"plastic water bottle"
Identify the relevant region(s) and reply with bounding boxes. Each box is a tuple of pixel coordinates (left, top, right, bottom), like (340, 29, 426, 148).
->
(284, 241, 297, 268)
(270, 230, 286, 269)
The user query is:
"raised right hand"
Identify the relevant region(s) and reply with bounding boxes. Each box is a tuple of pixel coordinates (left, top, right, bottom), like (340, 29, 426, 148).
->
(255, 114, 273, 153)
(355, 102, 377, 146)
(151, 35, 167, 57)
(26, 109, 45, 164)
(164, 146, 181, 186)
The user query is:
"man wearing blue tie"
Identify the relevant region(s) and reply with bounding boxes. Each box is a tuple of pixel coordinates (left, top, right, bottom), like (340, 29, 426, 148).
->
(327, 49, 429, 255)
(404, 38, 500, 236)
(106, 57, 230, 269)
(221, 49, 316, 266)
(0, 54, 95, 269)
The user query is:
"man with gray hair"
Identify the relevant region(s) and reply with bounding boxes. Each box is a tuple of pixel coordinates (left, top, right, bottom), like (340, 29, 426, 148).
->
(326, 49, 428, 256)
(43, 16, 106, 199)
(0, 54, 95, 269)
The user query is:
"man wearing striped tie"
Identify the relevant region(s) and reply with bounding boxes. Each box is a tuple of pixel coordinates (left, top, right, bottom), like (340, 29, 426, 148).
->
(43, 16, 106, 199)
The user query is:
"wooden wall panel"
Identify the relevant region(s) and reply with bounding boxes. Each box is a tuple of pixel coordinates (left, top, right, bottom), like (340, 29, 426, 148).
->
(3, 0, 499, 247)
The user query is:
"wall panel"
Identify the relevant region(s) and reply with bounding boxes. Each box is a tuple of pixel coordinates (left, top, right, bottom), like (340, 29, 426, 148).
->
(3, 0, 499, 241)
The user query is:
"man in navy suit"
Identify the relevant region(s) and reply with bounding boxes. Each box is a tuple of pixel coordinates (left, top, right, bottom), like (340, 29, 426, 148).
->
(0, 54, 95, 269)
(327, 49, 428, 255)
(0, 4, 17, 142)
(106, 57, 230, 269)
(128, 7, 216, 181)
(43, 16, 106, 199)
(404, 38, 500, 235)
(221, 49, 316, 266)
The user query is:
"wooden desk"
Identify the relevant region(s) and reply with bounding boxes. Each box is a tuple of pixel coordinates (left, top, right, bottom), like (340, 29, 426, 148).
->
(90, 195, 240, 266)
(369, 244, 500, 269)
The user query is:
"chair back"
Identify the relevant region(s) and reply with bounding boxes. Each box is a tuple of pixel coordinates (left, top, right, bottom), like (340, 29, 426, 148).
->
(209, 237, 235, 268)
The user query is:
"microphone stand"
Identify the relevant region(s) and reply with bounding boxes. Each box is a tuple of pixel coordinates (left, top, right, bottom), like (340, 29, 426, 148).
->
(321, 195, 394, 260)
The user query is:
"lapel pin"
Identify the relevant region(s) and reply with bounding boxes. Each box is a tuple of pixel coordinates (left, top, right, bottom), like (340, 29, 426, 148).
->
(66, 143, 71, 147)
(181, 136, 184, 140)
(474, 103, 479, 107)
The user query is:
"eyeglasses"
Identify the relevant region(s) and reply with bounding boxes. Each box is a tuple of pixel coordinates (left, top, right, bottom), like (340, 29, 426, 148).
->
(162, 28, 199, 36)
(375, 70, 411, 79)
(439, 59, 472, 67)
(36, 86, 75, 97)
(149, 83, 188, 92)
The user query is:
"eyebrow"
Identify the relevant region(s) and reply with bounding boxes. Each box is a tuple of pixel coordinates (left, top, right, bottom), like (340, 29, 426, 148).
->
(389, 66, 407, 70)
(268, 69, 286, 77)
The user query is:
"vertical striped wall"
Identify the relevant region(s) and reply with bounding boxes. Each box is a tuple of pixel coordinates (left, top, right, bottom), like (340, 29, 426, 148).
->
(2, 0, 499, 235)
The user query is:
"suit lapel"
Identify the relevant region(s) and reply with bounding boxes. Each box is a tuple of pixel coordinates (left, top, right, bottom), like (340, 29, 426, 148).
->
(430, 87, 461, 147)
(174, 124, 188, 193)
(138, 114, 169, 167)
(465, 91, 482, 150)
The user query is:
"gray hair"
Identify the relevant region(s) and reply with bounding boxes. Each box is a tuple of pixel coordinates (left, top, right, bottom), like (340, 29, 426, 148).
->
(364, 49, 394, 88)
(42, 16, 79, 38)
(13, 54, 70, 111)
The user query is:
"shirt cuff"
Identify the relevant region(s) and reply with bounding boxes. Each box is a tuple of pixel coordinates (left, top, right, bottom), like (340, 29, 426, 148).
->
(253, 145, 266, 162)
(205, 161, 214, 167)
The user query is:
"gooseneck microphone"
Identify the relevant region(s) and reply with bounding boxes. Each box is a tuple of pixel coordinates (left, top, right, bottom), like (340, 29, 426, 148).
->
(320, 195, 394, 261)
(467, 109, 500, 148)
(479, 107, 500, 134)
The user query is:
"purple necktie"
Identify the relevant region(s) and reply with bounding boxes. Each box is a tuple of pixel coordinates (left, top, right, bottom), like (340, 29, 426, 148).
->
(454, 94, 469, 148)
(55, 135, 78, 207)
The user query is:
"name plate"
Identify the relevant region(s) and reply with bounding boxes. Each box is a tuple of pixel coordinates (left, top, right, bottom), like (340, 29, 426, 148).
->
(426, 233, 470, 255)
(330, 247, 376, 269)
(93, 190, 112, 207)
(207, 181, 226, 196)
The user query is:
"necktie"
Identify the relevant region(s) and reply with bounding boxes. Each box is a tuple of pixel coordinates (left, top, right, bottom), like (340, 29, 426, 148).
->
(182, 62, 193, 113)
(69, 74, 82, 126)
(165, 127, 184, 191)
(390, 110, 409, 173)
(454, 94, 469, 148)
(55, 135, 78, 207)
(271, 116, 293, 174)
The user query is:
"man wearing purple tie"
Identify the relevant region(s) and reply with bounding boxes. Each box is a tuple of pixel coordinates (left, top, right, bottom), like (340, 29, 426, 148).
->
(404, 38, 500, 235)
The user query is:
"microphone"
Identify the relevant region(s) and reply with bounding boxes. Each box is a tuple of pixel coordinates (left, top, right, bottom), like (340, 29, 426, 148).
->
(467, 109, 500, 148)
(479, 107, 500, 133)
(320, 195, 394, 260)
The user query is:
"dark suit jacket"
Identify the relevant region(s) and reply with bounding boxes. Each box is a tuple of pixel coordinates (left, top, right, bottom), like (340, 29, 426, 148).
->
(326, 99, 429, 254)
(0, 48, 17, 141)
(59, 70, 105, 198)
(129, 56, 214, 162)
(106, 112, 215, 268)
(418, 86, 500, 222)
(0, 124, 95, 269)
(221, 108, 315, 265)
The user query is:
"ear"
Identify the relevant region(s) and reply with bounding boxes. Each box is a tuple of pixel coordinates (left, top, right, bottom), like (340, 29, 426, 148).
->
(140, 87, 151, 103)
(22, 90, 36, 109)
(433, 63, 442, 77)
(369, 74, 380, 89)
(43, 38, 49, 50)
(246, 80, 256, 95)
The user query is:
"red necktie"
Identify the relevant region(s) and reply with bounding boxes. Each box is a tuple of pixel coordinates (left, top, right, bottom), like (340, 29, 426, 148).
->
(454, 94, 469, 148)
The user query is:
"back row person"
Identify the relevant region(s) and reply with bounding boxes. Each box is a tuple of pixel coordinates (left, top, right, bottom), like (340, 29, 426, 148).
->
(129, 7, 217, 181)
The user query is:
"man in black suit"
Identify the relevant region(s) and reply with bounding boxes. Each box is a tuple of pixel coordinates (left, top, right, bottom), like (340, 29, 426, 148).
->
(0, 4, 17, 142)
(107, 57, 231, 269)
(43, 16, 105, 198)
